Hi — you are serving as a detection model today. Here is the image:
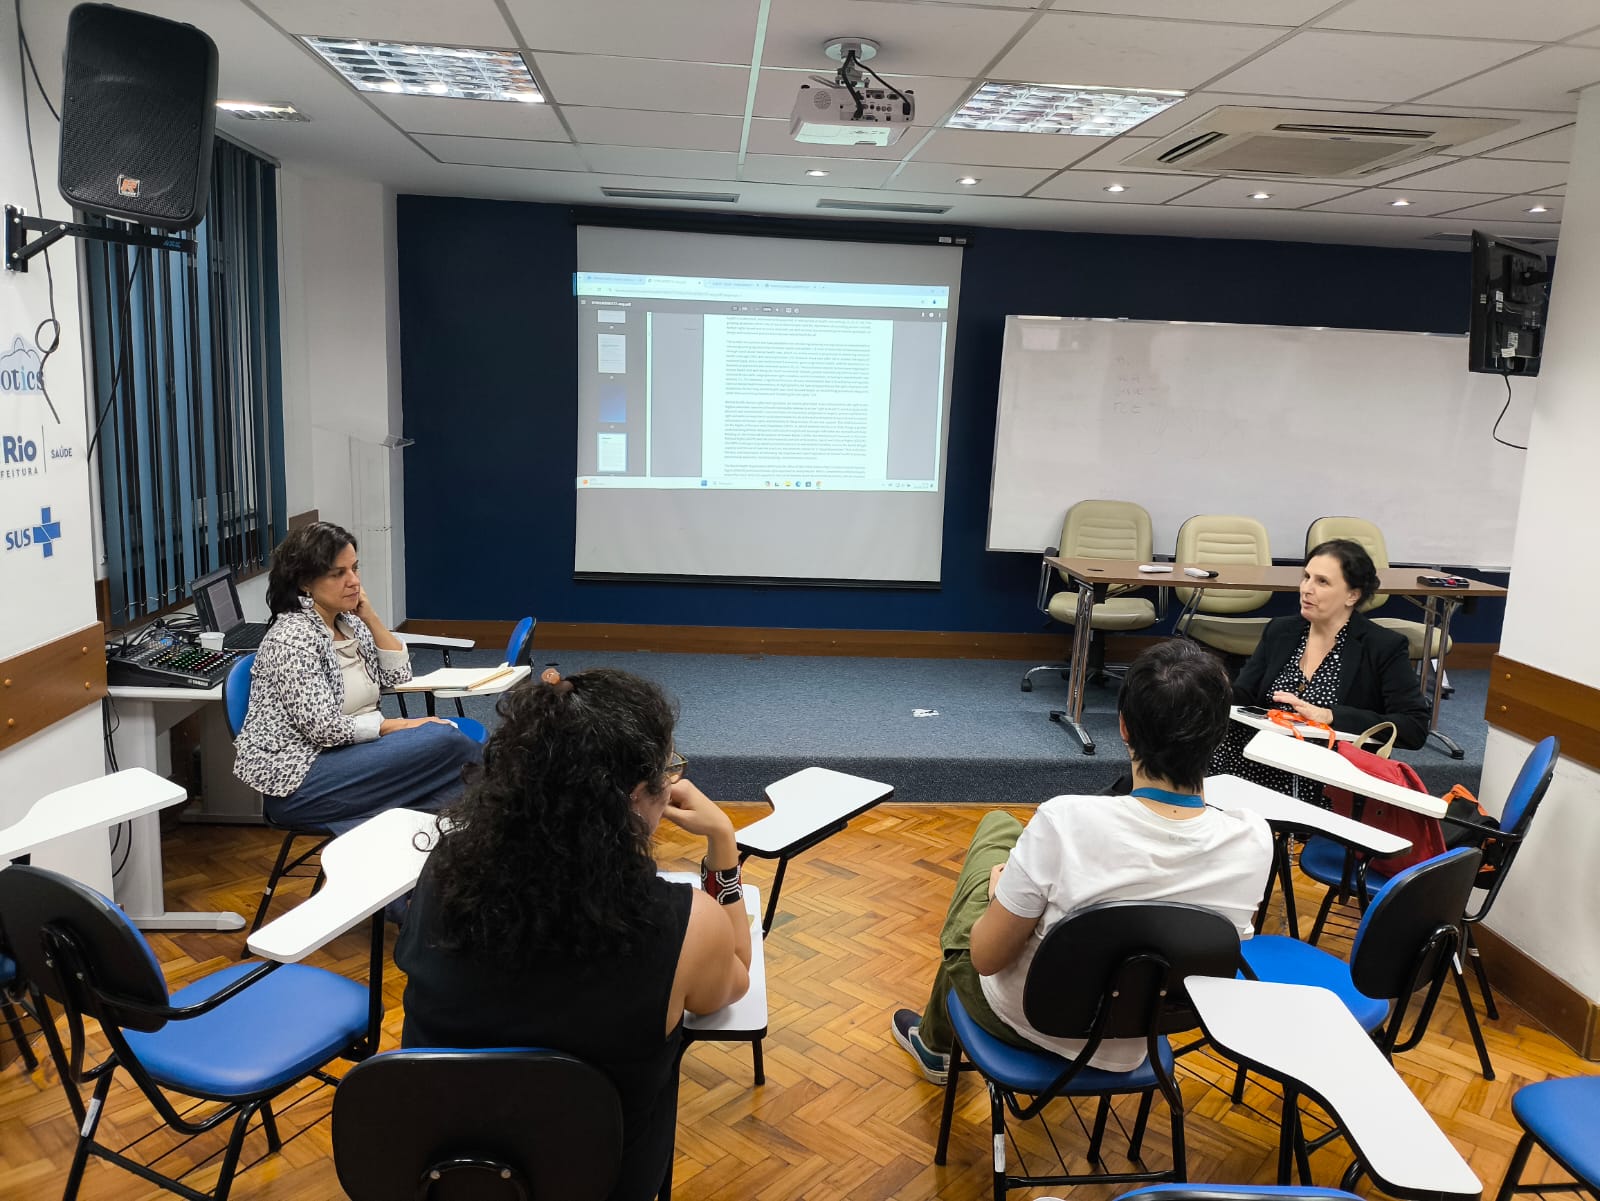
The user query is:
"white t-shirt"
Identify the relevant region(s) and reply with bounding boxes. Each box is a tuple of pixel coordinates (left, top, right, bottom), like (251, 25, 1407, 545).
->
(980, 793, 1273, 1072)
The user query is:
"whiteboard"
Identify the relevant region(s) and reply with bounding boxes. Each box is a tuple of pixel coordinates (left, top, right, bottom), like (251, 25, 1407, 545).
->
(986, 317, 1534, 569)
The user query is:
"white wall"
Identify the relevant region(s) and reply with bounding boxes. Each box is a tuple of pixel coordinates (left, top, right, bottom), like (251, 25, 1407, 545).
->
(276, 171, 408, 624)
(1482, 84, 1600, 1003)
(0, 11, 112, 889)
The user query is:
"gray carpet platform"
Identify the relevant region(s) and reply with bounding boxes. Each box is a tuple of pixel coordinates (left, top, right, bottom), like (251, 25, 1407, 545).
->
(402, 644, 1489, 806)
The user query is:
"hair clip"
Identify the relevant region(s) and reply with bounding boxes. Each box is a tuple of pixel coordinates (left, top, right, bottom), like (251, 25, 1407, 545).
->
(539, 667, 563, 686)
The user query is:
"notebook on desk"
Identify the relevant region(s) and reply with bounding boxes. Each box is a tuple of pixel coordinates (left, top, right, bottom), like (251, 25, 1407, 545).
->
(190, 567, 271, 650)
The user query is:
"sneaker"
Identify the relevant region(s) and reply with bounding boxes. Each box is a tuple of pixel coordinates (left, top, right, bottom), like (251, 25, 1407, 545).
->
(892, 1008, 950, 1085)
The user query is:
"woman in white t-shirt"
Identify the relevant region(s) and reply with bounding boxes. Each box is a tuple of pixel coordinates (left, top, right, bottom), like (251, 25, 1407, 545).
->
(892, 638, 1273, 1083)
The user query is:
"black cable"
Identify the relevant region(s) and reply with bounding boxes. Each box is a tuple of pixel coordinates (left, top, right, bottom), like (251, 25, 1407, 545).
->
(16, 1, 58, 122)
(13, 0, 60, 423)
(838, 50, 865, 120)
(86, 248, 146, 460)
(857, 58, 912, 117)
(113, 823, 132, 876)
(102, 697, 120, 771)
(1492, 371, 1528, 451)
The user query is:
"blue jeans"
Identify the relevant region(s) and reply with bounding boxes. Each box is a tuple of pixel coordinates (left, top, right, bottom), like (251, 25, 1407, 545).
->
(265, 722, 482, 834)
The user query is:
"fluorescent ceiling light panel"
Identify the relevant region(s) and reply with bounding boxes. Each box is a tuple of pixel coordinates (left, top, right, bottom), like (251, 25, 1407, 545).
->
(301, 37, 543, 103)
(946, 82, 1184, 136)
(216, 100, 309, 122)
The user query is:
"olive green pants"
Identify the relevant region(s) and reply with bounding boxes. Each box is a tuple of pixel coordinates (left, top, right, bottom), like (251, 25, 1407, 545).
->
(916, 810, 1040, 1055)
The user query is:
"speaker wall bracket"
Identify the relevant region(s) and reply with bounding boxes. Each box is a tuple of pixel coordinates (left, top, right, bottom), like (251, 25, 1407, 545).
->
(5, 205, 194, 274)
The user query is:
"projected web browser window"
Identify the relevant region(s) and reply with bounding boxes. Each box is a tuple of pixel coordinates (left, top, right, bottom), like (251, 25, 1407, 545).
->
(574, 273, 950, 494)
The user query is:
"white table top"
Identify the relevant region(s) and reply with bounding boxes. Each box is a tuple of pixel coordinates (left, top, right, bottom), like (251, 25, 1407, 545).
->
(0, 769, 189, 861)
(1205, 774, 1411, 856)
(1230, 706, 1357, 743)
(394, 632, 476, 650)
(247, 808, 443, 962)
(737, 766, 894, 855)
(1243, 731, 1447, 818)
(247, 813, 769, 1039)
(1187, 976, 1480, 1200)
(660, 873, 768, 1037)
(107, 683, 224, 702)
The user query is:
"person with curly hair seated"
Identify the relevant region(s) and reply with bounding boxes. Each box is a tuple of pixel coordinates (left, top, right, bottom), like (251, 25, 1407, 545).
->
(395, 669, 752, 1201)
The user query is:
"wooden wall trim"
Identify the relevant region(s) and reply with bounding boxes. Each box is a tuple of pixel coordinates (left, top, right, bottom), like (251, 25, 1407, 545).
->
(1473, 922, 1600, 1060)
(1485, 654, 1600, 774)
(0, 624, 107, 752)
(400, 619, 1499, 667)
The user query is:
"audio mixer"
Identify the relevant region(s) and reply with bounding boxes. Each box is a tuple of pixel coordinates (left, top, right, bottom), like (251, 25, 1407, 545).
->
(106, 639, 239, 689)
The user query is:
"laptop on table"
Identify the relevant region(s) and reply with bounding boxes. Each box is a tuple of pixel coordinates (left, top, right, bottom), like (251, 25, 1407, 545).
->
(190, 567, 271, 651)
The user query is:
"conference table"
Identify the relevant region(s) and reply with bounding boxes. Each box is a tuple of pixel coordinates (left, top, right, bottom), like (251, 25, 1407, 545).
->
(1187, 975, 1481, 1200)
(1042, 556, 1505, 759)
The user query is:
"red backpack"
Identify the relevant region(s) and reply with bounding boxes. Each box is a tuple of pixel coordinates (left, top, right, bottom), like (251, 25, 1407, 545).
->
(1321, 742, 1448, 873)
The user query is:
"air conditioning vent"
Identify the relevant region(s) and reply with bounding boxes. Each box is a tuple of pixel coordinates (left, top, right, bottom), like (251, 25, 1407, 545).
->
(599, 187, 739, 203)
(816, 199, 951, 214)
(1125, 106, 1514, 179)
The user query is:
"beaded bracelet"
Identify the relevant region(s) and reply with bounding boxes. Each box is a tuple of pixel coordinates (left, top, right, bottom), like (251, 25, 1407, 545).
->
(700, 858, 743, 906)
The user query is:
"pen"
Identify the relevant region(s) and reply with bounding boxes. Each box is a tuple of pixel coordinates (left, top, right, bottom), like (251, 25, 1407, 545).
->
(469, 665, 516, 690)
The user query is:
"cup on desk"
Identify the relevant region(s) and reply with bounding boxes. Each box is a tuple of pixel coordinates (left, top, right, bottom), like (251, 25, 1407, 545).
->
(198, 631, 225, 652)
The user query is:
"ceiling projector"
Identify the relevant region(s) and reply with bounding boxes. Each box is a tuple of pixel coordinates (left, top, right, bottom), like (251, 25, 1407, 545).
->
(790, 37, 915, 147)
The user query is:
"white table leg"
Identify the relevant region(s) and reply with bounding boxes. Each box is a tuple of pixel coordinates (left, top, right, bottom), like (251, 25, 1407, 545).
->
(106, 698, 244, 932)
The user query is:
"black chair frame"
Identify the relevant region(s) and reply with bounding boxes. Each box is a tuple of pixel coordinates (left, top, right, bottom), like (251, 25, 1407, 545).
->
(243, 828, 333, 949)
(934, 902, 1240, 1200)
(1495, 1124, 1594, 1201)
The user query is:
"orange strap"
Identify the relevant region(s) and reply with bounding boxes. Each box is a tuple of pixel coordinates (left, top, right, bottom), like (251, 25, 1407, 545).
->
(1269, 707, 1336, 748)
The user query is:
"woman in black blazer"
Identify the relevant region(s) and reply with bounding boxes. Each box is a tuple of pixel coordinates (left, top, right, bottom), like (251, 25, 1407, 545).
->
(1213, 538, 1430, 789)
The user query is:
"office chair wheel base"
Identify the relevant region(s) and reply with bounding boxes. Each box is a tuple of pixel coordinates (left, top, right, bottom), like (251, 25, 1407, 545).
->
(1020, 680, 1033, 692)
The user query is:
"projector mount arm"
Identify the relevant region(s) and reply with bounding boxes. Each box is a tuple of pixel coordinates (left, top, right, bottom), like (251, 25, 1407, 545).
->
(822, 37, 912, 120)
(5, 205, 194, 274)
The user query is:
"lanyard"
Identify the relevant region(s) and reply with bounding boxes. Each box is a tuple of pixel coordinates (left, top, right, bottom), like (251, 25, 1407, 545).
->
(1130, 787, 1207, 810)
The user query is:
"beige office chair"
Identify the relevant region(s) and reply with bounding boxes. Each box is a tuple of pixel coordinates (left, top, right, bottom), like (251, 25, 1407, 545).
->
(1022, 500, 1158, 692)
(1173, 514, 1272, 658)
(1305, 516, 1451, 662)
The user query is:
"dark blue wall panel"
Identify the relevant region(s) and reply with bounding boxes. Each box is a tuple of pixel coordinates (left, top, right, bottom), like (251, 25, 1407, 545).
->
(397, 195, 1503, 640)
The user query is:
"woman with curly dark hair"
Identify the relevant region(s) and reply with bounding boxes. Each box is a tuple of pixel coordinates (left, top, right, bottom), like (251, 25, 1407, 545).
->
(395, 669, 751, 1201)
(232, 520, 481, 832)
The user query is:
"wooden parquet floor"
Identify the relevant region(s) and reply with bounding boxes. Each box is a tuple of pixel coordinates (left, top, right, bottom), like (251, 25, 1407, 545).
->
(1, 804, 1593, 1201)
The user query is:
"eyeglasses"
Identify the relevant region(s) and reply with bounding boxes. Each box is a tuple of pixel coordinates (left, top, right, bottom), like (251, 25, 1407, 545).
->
(663, 750, 688, 784)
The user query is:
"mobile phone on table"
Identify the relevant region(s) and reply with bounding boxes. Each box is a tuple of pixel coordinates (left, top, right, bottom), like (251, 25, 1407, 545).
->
(1239, 705, 1271, 716)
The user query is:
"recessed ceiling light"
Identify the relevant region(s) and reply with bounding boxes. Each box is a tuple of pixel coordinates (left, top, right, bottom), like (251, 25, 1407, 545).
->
(1389, 198, 1412, 207)
(805, 169, 830, 178)
(957, 176, 980, 186)
(945, 81, 1184, 136)
(1527, 204, 1549, 213)
(1103, 183, 1127, 193)
(301, 36, 543, 103)
(1248, 191, 1273, 200)
(215, 100, 309, 122)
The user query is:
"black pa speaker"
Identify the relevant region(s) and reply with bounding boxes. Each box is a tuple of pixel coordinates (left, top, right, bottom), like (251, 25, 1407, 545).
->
(58, 4, 219, 231)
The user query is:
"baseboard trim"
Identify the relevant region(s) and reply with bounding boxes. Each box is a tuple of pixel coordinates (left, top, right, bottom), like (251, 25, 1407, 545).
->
(1473, 922, 1600, 1060)
(398, 620, 1499, 667)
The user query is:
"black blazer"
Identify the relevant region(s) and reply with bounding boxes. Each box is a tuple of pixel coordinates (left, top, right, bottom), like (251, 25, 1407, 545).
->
(1232, 611, 1430, 750)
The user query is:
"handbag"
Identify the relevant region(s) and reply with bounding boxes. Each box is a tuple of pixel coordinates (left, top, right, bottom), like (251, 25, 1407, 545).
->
(1321, 742, 1448, 873)
(1353, 721, 1398, 759)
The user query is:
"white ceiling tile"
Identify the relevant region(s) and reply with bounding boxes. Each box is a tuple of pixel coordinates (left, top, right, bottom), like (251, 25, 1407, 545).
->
(1482, 125, 1575, 161)
(1536, 184, 1566, 196)
(1392, 157, 1565, 193)
(1570, 29, 1600, 48)
(582, 146, 741, 180)
(1416, 45, 1600, 110)
(740, 155, 898, 188)
(1317, 0, 1598, 43)
(251, 0, 517, 45)
(912, 128, 1106, 169)
(993, 13, 1287, 90)
(1069, 136, 1158, 170)
(1441, 195, 1563, 222)
(886, 162, 1056, 195)
(911, 0, 1045, 8)
(761, 0, 1028, 76)
(752, 68, 973, 124)
(1209, 31, 1529, 102)
(364, 93, 567, 140)
(1391, 107, 1577, 155)
(1015, 1, 1333, 23)
(1305, 189, 1505, 217)
(413, 133, 588, 171)
(502, 0, 759, 63)
(1129, 92, 1388, 140)
(533, 54, 750, 113)
(1169, 178, 1360, 208)
(745, 117, 911, 160)
(564, 108, 743, 152)
(1031, 169, 1210, 203)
